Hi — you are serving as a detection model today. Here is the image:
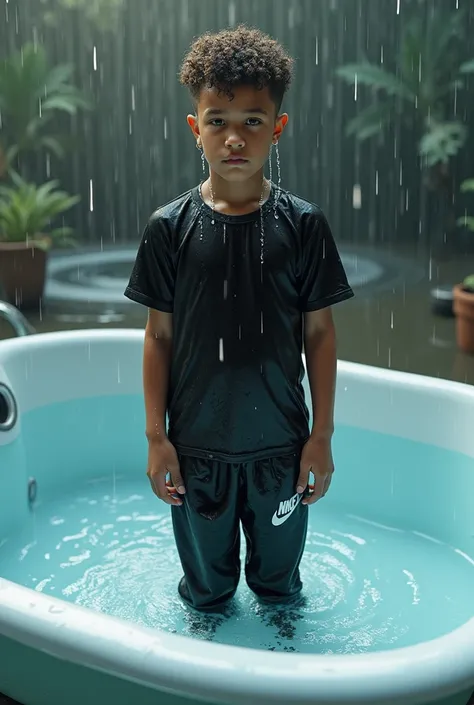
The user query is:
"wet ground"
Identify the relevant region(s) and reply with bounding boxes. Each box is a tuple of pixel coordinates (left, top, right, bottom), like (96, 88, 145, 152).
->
(1, 242, 474, 384)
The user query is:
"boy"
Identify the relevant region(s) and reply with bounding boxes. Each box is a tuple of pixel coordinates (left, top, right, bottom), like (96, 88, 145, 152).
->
(124, 25, 354, 612)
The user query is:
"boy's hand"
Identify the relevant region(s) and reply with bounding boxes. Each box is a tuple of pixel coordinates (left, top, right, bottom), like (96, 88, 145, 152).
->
(147, 438, 185, 506)
(296, 437, 334, 505)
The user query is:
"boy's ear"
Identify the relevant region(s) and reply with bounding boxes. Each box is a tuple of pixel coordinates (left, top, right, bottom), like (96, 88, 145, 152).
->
(187, 114, 200, 141)
(273, 112, 289, 143)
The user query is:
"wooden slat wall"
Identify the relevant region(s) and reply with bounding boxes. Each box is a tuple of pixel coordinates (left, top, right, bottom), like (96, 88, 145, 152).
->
(1, 0, 473, 248)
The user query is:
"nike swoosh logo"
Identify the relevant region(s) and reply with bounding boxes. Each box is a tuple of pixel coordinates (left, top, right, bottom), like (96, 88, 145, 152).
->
(271, 493, 303, 526)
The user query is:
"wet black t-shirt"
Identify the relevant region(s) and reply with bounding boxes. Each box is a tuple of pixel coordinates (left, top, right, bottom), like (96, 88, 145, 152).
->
(124, 183, 354, 462)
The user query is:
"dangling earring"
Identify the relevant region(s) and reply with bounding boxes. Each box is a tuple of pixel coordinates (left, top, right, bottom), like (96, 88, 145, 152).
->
(268, 144, 273, 184)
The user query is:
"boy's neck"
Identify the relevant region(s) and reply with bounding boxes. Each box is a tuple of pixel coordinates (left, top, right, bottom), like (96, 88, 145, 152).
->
(201, 168, 270, 215)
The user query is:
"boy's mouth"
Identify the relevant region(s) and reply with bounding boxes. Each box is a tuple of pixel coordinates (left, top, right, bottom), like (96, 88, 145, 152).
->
(223, 156, 248, 164)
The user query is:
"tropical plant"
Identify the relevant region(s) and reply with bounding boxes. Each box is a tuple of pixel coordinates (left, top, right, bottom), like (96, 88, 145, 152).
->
(458, 179, 474, 234)
(0, 43, 90, 175)
(336, 10, 474, 175)
(0, 173, 80, 249)
(39, 0, 125, 32)
(457, 179, 474, 292)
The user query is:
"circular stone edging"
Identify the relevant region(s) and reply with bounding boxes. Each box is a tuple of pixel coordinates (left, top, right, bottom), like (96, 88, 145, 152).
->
(45, 249, 383, 307)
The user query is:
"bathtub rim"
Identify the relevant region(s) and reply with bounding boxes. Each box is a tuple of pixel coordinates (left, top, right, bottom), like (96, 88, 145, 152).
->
(1, 326, 474, 395)
(1, 329, 474, 703)
(0, 576, 473, 705)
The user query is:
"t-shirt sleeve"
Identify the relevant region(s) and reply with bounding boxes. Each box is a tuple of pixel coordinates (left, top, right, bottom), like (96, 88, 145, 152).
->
(123, 213, 175, 312)
(298, 211, 354, 312)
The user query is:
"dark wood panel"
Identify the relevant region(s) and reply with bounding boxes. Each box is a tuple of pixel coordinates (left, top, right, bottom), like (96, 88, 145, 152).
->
(0, 0, 473, 249)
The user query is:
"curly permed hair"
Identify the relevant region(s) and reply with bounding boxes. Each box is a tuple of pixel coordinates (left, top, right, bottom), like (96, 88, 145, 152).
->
(179, 25, 294, 112)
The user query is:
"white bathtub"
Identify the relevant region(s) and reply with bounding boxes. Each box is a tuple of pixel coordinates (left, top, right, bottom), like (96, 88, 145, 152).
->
(0, 329, 473, 705)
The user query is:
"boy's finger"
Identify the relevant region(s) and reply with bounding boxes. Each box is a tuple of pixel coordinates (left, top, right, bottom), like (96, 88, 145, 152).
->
(303, 475, 326, 505)
(152, 473, 182, 506)
(296, 464, 310, 494)
(170, 468, 186, 495)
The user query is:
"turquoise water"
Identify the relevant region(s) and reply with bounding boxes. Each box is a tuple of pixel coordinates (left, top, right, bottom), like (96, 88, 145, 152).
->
(1, 423, 473, 654)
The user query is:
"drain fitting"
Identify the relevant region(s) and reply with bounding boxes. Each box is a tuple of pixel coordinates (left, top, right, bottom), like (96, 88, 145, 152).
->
(0, 383, 17, 432)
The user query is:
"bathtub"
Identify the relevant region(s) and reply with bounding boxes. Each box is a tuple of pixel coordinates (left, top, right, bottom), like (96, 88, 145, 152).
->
(0, 328, 473, 705)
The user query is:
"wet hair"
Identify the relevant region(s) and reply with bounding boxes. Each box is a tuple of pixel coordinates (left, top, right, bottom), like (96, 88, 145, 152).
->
(179, 24, 294, 114)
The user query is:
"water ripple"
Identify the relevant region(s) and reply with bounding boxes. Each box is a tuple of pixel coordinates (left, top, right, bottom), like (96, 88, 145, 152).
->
(0, 482, 472, 654)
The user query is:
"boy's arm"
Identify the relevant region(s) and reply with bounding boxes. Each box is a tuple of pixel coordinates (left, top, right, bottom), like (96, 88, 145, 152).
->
(143, 308, 173, 442)
(144, 308, 185, 504)
(303, 306, 336, 440)
(296, 307, 337, 504)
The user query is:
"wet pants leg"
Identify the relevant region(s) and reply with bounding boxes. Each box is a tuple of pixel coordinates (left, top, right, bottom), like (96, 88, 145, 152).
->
(171, 453, 308, 611)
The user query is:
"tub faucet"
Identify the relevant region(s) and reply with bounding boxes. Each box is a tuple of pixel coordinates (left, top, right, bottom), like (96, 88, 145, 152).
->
(0, 300, 36, 337)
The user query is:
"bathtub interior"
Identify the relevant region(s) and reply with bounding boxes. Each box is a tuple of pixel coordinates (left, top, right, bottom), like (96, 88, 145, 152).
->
(0, 330, 473, 556)
(0, 329, 474, 705)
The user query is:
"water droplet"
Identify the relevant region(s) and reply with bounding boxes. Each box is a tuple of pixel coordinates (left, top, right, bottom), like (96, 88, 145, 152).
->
(352, 185, 362, 209)
(219, 338, 224, 362)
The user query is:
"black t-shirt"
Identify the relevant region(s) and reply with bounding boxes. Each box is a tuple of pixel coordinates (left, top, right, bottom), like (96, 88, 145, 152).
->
(124, 182, 354, 462)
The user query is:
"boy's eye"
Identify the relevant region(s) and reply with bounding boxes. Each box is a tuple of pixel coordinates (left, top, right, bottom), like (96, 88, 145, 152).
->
(208, 118, 263, 127)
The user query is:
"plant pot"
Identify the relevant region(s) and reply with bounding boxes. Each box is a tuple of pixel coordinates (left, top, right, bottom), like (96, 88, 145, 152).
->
(453, 283, 474, 354)
(0, 240, 49, 310)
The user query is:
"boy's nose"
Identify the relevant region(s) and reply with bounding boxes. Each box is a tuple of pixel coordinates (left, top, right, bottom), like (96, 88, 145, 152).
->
(225, 135, 245, 149)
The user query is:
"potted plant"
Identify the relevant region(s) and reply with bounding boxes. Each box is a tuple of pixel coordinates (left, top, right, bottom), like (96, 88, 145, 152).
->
(453, 179, 474, 354)
(0, 174, 80, 309)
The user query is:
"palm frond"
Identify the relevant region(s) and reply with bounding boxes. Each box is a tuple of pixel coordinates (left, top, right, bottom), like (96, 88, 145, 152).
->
(419, 121, 467, 167)
(345, 101, 394, 140)
(457, 216, 474, 232)
(336, 62, 415, 101)
(460, 58, 474, 74)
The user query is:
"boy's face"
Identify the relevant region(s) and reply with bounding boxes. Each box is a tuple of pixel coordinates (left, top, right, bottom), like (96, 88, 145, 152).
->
(187, 85, 288, 183)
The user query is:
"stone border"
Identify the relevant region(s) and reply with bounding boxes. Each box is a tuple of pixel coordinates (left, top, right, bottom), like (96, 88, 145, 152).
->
(44, 246, 396, 308)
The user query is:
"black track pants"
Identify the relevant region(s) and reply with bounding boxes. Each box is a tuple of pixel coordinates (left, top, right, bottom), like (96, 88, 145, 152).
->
(171, 452, 309, 612)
